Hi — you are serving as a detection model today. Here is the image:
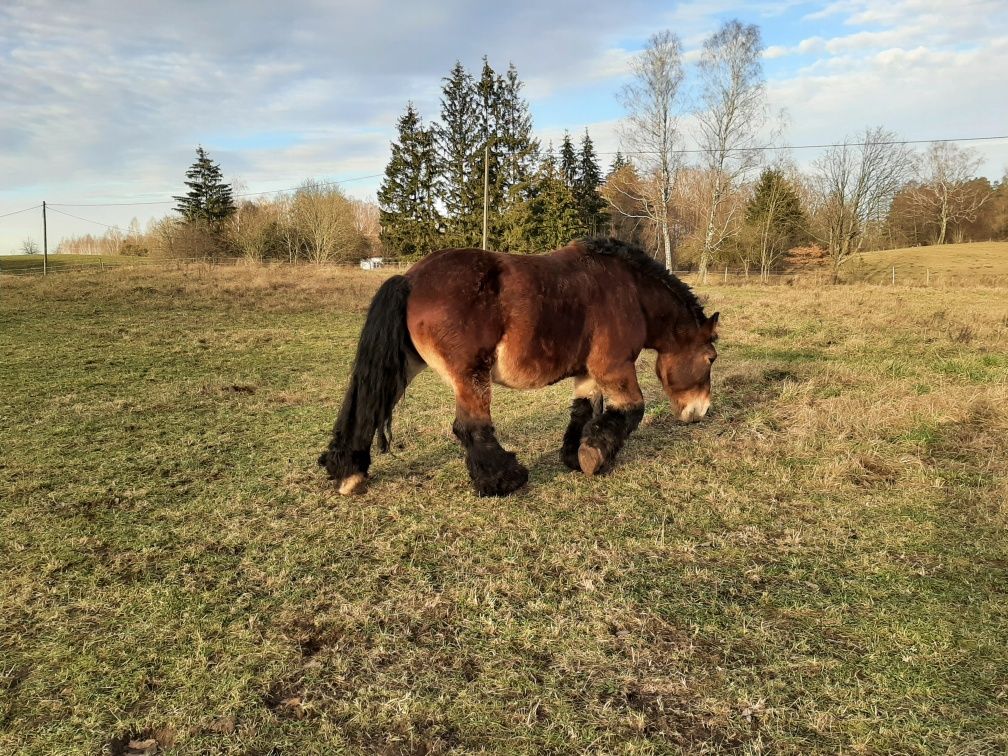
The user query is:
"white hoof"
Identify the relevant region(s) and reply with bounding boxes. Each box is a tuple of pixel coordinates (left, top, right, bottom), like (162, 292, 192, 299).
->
(338, 473, 368, 496)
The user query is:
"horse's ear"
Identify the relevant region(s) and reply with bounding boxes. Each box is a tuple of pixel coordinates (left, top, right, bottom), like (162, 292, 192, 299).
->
(707, 312, 720, 338)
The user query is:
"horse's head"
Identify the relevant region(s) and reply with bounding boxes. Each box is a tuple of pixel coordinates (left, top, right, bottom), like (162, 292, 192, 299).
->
(656, 312, 719, 423)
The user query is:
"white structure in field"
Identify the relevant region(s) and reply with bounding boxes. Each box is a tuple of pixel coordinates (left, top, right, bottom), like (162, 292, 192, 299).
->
(359, 257, 384, 270)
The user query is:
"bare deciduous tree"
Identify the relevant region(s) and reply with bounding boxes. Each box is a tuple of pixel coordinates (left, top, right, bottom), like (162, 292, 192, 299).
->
(811, 127, 913, 276)
(696, 19, 768, 276)
(600, 162, 650, 247)
(228, 200, 283, 261)
(909, 142, 993, 245)
(289, 180, 366, 264)
(616, 30, 685, 268)
(20, 237, 40, 255)
(350, 198, 382, 254)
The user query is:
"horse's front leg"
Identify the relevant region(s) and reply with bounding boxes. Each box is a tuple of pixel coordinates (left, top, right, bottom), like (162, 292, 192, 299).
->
(577, 363, 644, 476)
(451, 371, 529, 496)
(561, 375, 603, 470)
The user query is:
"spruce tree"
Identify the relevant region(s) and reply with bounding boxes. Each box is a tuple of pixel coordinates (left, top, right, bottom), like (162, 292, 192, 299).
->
(530, 144, 580, 250)
(473, 58, 508, 247)
(497, 64, 539, 195)
(746, 169, 806, 246)
(574, 130, 608, 235)
(559, 132, 578, 189)
(608, 151, 631, 177)
(173, 146, 236, 227)
(496, 63, 540, 249)
(378, 103, 441, 258)
(435, 62, 481, 248)
(745, 168, 808, 277)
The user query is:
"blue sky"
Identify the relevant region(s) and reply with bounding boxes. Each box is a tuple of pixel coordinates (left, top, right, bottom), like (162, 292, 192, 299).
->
(2, 0, 1007, 253)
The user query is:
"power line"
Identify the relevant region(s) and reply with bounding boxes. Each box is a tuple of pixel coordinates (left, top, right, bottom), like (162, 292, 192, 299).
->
(46, 206, 124, 231)
(47, 172, 385, 208)
(48, 198, 177, 208)
(233, 173, 383, 199)
(597, 134, 1008, 156)
(0, 204, 41, 220)
(16, 133, 1008, 215)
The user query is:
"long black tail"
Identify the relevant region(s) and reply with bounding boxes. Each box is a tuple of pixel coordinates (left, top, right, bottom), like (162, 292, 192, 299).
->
(318, 275, 415, 481)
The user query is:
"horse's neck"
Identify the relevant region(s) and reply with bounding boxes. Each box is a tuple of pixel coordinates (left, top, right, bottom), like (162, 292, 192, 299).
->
(638, 277, 695, 348)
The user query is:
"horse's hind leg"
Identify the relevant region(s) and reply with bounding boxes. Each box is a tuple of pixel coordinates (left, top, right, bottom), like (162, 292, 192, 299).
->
(451, 372, 528, 497)
(578, 363, 644, 476)
(561, 375, 603, 470)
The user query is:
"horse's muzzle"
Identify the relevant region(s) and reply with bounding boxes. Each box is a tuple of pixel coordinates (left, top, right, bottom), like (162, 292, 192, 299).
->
(678, 396, 711, 423)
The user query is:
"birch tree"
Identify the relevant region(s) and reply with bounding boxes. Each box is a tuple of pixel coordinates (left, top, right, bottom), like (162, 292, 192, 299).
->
(909, 142, 992, 245)
(616, 30, 685, 269)
(696, 20, 768, 277)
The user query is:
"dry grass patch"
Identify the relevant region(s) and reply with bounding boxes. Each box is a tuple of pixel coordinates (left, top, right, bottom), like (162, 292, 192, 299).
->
(846, 241, 1008, 286)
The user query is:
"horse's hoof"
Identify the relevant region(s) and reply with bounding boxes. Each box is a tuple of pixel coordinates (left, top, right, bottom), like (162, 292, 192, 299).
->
(578, 443, 605, 476)
(476, 465, 528, 496)
(468, 453, 528, 497)
(338, 473, 368, 496)
(561, 446, 582, 471)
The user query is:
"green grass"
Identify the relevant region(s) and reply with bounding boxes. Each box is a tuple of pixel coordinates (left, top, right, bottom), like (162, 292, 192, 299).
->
(0, 253, 133, 274)
(847, 241, 1008, 285)
(2, 266, 1007, 754)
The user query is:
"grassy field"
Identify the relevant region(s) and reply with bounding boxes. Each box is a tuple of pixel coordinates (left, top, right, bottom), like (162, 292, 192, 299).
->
(0, 254, 133, 275)
(2, 265, 1007, 754)
(846, 241, 1008, 286)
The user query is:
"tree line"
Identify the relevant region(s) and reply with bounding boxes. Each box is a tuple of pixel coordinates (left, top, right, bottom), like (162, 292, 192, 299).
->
(59, 148, 380, 262)
(375, 25, 1007, 276)
(602, 22, 1008, 278)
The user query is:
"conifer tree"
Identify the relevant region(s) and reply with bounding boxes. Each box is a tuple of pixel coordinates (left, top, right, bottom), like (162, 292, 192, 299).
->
(498, 64, 539, 195)
(746, 169, 806, 244)
(559, 132, 578, 189)
(435, 62, 481, 248)
(745, 168, 807, 279)
(532, 144, 581, 250)
(473, 58, 508, 247)
(496, 63, 540, 249)
(608, 151, 631, 178)
(378, 103, 441, 257)
(574, 130, 608, 235)
(173, 146, 236, 227)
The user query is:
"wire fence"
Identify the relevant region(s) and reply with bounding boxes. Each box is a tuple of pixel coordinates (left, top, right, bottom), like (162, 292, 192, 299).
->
(0, 255, 414, 277)
(2, 254, 1005, 289)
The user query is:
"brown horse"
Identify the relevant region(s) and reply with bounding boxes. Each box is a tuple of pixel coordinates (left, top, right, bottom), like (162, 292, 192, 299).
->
(319, 237, 718, 496)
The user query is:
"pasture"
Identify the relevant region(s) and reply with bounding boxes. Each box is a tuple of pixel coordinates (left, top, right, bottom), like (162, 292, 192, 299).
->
(0, 254, 126, 275)
(1, 264, 1006, 754)
(847, 241, 1008, 286)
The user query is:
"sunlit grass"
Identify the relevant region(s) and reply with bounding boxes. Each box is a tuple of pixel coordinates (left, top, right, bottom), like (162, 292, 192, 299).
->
(848, 241, 1008, 286)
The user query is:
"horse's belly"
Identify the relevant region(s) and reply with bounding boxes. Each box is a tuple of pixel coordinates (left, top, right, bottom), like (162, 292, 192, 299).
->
(490, 342, 567, 390)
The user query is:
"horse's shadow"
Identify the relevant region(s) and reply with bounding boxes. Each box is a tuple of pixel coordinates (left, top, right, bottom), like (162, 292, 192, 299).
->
(353, 365, 796, 494)
(524, 364, 799, 483)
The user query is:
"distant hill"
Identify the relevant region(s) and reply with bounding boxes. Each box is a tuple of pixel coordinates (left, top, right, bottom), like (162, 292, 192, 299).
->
(845, 242, 1008, 285)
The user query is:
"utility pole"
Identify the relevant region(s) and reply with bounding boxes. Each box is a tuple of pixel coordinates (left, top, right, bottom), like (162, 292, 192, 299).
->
(482, 143, 489, 251)
(42, 201, 48, 276)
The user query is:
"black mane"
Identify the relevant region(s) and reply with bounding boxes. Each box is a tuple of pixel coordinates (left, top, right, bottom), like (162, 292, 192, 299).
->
(575, 237, 706, 324)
